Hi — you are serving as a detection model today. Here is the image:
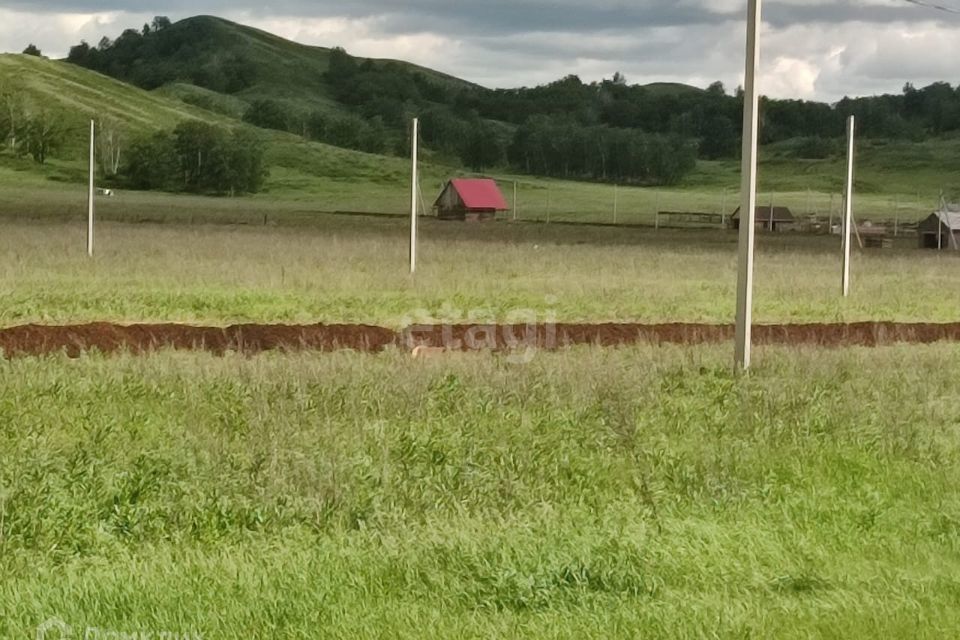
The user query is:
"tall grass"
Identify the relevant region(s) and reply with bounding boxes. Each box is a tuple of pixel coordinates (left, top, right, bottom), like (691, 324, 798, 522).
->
(0, 219, 957, 326)
(2, 345, 959, 637)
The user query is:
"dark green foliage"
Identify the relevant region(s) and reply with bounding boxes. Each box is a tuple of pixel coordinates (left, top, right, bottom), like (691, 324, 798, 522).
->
(151, 16, 172, 31)
(699, 115, 738, 160)
(222, 128, 267, 194)
(22, 112, 64, 164)
(62, 15, 960, 185)
(307, 112, 386, 154)
(66, 17, 257, 92)
(172, 121, 266, 194)
(360, 97, 408, 129)
(243, 99, 291, 132)
(305, 110, 329, 142)
(123, 131, 178, 190)
(67, 41, 93, 64)
(22, 44, 42, 57)
(460, 120, 505, 171)
(325, 52, 422, 108)
(419, 106, 467, 156)
(508, 115, 696, 185)
(122, 122, 266, 195)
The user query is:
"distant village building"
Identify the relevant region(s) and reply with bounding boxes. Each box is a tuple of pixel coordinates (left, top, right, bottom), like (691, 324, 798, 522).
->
(918, 205, 960, 250)
(858, 222, 892, 249)
(434, 179, 509, 221)
(730, 206, 795, 232)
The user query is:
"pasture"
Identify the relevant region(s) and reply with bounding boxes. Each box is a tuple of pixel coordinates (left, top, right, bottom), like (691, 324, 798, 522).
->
(2, 345, 960, 638)
(3, 29, 960, 640)
(0, 213, 957, 326)
(1, 192, 959, 638)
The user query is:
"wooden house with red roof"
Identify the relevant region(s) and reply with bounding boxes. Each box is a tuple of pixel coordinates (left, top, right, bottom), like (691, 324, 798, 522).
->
(434, 178, 509, 221)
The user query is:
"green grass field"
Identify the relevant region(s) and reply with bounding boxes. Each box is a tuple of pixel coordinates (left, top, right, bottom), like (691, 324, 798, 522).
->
(1, 53, 957, 228)
(1, 200, 959, 637)
(3, 345, 960, 638)
(2, 51, 960, 636)
(0, 216, 957, 327)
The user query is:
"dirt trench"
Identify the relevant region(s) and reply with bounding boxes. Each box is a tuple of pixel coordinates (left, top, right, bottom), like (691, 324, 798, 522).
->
(2, 321, 960, 358)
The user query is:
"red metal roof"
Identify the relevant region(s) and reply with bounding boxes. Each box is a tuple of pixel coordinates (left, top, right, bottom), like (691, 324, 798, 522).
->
(450, 179, 509, 211)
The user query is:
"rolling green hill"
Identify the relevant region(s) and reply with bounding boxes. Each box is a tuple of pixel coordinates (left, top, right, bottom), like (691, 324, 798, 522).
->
(1, 27, 958, 219)
(0, 54, 221, 131)
(66, 15, 477, 119)
(179, 14, 475, 99)
(0, 53, 434, 200)
(54, 14, 960, 194)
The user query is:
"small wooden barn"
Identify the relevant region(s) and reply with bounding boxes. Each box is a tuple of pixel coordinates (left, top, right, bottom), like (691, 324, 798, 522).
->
(730, 206, 796, 232)
(434, 179, 509, 221)
(918, 207, 960, 250)
(858, 223, 892, 249)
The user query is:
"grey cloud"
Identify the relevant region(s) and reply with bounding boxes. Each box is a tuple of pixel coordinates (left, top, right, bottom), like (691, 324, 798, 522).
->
(3, 0, 960, 100)
(7, 0, 955, 35)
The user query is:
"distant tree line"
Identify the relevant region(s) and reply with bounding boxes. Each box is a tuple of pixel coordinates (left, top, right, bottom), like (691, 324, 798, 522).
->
(124, 122, 266, 195)
(66, 16, 255, 94)
(461, 75, 960, 144)
(62, 19, 960, 186)
(509, 116, 695, 184)
(312, 50, 960, 179)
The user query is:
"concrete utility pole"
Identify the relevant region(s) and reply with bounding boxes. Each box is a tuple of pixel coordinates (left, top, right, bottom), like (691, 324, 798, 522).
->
(734, 0, 762, 370)
(842, 116, 855, 297)
(87, 119, 95, 257)
(409, 118, 419, 274)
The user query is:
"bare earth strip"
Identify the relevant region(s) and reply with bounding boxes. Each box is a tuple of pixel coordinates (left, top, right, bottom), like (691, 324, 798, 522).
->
(3, 322, 960, 357)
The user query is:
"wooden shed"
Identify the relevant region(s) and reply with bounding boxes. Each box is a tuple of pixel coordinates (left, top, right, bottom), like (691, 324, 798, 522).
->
(858, 224, 892, 249)
(730, 206, 795, 232)
(434, 179, 509, 221)
(918, 207, 960, 250)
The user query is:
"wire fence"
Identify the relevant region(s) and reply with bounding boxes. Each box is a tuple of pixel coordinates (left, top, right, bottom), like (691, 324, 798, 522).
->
(471, 177, 942, 235)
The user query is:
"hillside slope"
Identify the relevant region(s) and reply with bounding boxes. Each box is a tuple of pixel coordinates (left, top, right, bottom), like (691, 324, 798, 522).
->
(0, 53, 430, 202)
(66, 15, 477, 116)
(1, 51, 956, 211)
(0, 54, 223, 131)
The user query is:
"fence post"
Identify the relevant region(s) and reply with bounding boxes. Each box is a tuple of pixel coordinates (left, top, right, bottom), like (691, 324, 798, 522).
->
(87, 119, 95, 257)
(409, 118, 419, 274)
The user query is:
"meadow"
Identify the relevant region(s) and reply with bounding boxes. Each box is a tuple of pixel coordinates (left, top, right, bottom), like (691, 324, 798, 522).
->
(0, 149, 947, 229)
(2, 345, 960, 638)
(3, 38, 960, 639)
(1, 184, 959, 638)
(0, 215, 957, 327)
(3, 51, 957, 232)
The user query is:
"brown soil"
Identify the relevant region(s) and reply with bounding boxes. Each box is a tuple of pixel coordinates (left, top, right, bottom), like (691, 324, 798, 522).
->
(2, 321, 960, 358)
(403, 322, 960, 350)
(0, 323, 396, 358)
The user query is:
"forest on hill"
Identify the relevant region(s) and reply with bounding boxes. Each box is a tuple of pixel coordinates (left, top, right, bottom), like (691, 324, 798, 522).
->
(14, 14, 960, 192)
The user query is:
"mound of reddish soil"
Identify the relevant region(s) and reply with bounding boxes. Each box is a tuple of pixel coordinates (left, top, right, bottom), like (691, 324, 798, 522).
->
(0, 323, 396, 358)
(401, 322, 960, 350)
(2, 321, 959, 358)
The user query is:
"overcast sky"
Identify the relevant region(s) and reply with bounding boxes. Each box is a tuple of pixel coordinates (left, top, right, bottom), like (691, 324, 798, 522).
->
(2, 0, 958, 102)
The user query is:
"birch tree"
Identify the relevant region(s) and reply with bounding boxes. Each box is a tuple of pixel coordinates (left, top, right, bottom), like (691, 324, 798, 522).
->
(97, 118, 124, 176)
